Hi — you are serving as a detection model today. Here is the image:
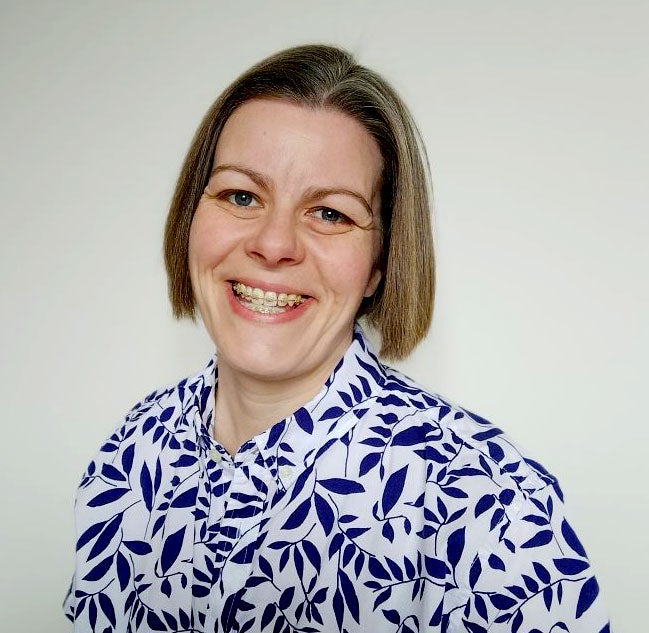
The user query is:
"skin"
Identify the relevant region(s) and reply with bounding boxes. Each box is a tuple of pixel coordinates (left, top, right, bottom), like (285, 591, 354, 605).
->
(188, 98, 383, 455)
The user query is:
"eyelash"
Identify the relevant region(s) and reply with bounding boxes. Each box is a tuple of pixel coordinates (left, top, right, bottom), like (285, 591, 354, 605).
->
(223, 190, 257, 207)
(216, 190, 353, 225)
(310, 207, 351, 224)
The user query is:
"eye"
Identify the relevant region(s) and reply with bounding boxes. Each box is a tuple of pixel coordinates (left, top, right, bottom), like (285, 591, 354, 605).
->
(310, 207, 350, 224)
(227, 191, 256, 207)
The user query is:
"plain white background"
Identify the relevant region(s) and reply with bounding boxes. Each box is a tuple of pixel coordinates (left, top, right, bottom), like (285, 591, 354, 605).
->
(1, 1, 646, 630)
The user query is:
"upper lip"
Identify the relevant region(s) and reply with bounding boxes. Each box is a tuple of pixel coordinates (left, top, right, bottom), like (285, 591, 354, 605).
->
(229, 278, 311, 297)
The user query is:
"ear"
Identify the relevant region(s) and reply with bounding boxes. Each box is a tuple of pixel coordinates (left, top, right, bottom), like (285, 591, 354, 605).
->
(363, 267, 383, 298)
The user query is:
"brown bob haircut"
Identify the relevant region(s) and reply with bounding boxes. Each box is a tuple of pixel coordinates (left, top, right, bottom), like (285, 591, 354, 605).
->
(164, 44, 434, 360)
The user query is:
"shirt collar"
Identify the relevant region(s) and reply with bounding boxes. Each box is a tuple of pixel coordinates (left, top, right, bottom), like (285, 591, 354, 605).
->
(190, 324, 386, 474)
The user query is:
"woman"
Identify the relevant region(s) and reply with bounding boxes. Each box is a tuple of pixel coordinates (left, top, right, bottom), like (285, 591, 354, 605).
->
(65, 45, 608, 632)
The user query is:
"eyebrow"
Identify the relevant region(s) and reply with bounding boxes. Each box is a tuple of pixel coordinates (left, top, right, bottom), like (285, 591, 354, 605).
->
(210, 164, 375, 216)
(306, 187, 373, 216)
(210, 164, 273, 191)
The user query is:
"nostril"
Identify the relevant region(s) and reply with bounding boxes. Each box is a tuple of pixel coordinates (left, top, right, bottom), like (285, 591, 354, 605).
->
(245, 230, 304, 266)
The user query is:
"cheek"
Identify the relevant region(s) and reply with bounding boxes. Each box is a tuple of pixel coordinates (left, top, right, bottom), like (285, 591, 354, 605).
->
(187, 221, 208, 300)
(188, 205, 208, 255)
(318, 235, 379, 298)
(188, 207, 232, 270)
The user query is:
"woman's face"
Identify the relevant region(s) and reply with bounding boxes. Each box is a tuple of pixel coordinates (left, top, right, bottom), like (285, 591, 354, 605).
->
(188, 99, 383, 387)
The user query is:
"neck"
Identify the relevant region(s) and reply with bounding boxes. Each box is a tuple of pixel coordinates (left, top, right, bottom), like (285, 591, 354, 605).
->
(213, 357, 340, 456)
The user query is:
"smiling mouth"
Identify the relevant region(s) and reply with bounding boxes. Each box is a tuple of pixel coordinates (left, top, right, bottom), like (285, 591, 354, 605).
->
(231, 282, 308, 314)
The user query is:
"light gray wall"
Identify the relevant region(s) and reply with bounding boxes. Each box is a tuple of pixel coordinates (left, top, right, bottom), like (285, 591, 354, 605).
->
(1, 1, 646, 630)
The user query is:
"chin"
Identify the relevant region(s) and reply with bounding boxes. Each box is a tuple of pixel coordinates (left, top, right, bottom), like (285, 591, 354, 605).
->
(232, 353, 307, 384)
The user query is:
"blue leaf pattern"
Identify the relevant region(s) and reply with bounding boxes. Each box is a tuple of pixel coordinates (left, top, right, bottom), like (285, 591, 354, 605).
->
(65, 325, 609, 631)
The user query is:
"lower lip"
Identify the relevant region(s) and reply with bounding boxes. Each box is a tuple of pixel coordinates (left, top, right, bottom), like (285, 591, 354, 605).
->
(226, 284, 311, 323)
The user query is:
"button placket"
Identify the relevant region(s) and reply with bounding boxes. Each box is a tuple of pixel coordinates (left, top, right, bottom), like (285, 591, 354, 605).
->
(207, 458, 272, 629)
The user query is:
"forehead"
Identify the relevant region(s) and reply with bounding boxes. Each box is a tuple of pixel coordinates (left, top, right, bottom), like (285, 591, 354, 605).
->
(214, 99, 383, 197)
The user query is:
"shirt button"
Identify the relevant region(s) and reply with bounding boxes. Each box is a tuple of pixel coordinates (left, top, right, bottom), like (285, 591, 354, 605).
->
(209, 449, 222, 463)
(279, 465, 292, 481)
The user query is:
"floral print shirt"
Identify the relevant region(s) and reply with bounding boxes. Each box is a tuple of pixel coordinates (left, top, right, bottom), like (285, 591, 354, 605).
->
(65, 326, 609, 632)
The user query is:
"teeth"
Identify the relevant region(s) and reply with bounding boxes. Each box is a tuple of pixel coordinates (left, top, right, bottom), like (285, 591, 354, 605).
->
(232, 282, 305, 309)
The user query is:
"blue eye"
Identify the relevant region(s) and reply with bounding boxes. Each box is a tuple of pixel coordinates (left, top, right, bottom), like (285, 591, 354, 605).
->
(314, 207, 348, 223)
(229, 191, 254, 206)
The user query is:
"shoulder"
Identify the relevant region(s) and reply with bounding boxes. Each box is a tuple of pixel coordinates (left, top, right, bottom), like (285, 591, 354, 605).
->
(67, 362, 214, 627)
(123, 358, 215, 432)
(78, 359, 214, 486)
(373, 366, 608, 629)
(379, 363, 559, 498)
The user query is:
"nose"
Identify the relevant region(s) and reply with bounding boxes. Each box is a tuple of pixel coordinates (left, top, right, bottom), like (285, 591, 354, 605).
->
(244, 207, 305, 267)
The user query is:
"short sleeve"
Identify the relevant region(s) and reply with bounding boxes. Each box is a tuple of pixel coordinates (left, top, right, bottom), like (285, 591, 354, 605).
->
(465, 481, 610, 632)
